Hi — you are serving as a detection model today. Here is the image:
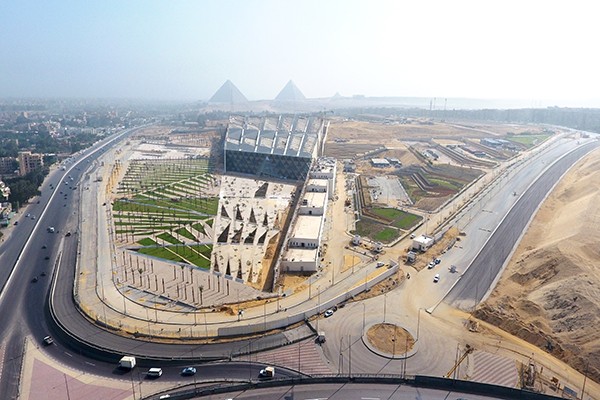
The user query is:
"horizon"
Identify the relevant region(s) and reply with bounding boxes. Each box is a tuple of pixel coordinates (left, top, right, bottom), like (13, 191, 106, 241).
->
(2, 1, 599, 108)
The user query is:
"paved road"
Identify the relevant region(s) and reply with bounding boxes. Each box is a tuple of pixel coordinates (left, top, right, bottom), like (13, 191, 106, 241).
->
(188, 382, 506, 400)
(445, 140, 600, 308)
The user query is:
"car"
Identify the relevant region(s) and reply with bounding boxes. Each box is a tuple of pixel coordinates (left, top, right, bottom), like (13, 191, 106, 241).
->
(43, 335, 54, 345)
(13, 221, 18, 226)
(31, 215, 35, 220)
(324, 309, 334, 318)
(181, 367, 196, 376)
(31, 276, 38, 283)
(433, 274, 440, 283)
(41, 271, 46, 276)
(65, 231, 71, 237)
(434, 258, 441, 264)
(410, 233, 416, 239)
(147, 368, 163, 378)
(44, 256, 50, 260)
(427, 262, 435, 269)
(26, 213, 30, 217)
(42, 245, 47, 249)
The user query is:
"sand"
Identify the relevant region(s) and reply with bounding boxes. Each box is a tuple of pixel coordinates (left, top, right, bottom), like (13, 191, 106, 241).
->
(475, 147, 600, 382)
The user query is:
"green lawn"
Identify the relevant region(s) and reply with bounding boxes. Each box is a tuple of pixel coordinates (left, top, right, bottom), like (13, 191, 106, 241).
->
(370, 207, 404, 221)
(169, 245, 211, 269)
(156, 232, 182, 244)
(392, 213, 422, 230)
(138, 246, 184, 262)
(507, 134, 551, 147)
(373, 227, 399, 243)
(175, 227, 197, 241)
(137, 237, 157, 246)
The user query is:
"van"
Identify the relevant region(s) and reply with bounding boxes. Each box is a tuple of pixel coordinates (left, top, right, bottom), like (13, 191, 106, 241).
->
(147, 368, 163, 378)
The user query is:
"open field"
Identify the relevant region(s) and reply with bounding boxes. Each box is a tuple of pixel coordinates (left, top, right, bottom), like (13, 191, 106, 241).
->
(475, 147, 600, 382)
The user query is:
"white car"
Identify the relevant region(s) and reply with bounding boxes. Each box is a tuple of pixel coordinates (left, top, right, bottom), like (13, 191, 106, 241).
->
(433, 274, 440, 283)
(324, 309, 334, 318)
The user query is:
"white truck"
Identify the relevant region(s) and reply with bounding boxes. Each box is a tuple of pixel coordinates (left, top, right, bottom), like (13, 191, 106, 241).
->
(259, 366, 275, 378)
(119, 356, 136, 370)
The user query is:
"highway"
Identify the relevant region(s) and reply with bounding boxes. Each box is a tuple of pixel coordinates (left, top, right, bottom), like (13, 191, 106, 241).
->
(445, 140, 600, 308)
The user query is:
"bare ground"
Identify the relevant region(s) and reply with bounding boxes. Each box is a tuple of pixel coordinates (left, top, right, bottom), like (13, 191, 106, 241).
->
(474, 147, 600, 382)
(366, 323, 415, 355)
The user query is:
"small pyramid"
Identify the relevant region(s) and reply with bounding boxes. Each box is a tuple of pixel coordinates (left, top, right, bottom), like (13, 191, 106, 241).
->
(275, 80, 306, 101)
(209, 80, 248, 103)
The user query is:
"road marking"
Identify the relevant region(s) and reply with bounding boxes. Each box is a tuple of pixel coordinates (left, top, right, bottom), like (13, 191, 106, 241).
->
(361, 398, 380, 400)
(85, 361, 96, 366)
(64, 351, 73, 357)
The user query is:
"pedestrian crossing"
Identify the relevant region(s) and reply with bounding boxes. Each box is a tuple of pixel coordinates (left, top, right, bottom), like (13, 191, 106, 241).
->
(238, 338, 333, 375)
(471, 351, 518, 388)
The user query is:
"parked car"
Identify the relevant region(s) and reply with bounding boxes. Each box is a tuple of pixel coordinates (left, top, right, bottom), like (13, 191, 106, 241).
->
(43, 335, 54, 345)
(324, 309, 334, 318)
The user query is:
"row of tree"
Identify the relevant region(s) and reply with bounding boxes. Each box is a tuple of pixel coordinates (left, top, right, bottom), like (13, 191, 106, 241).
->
(5, 167, 49, 210)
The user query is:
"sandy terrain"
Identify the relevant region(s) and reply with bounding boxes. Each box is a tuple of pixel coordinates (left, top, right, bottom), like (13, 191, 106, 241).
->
(367, 323, 414, 355)
(475, 147, 600, 382)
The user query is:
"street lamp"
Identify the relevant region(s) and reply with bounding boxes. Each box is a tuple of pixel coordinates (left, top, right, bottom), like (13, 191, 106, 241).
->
(417, 308, 422, 342)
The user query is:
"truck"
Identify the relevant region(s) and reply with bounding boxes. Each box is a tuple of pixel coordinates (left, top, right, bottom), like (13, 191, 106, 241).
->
(258, 366, 275, 378)
(119, 356, 136, 370)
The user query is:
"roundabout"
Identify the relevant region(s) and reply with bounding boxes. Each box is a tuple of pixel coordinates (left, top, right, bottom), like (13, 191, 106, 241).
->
(363, 322, 418, 359)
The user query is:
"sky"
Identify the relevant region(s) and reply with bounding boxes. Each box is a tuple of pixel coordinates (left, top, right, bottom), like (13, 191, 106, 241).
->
(1, 0, 599, 106)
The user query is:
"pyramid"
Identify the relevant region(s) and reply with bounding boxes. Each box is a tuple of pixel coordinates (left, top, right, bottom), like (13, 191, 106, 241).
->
(275, 80, 306, 101)
(209, 80, 248, 103)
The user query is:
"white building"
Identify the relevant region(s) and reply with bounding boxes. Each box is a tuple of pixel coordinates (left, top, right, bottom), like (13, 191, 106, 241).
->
(306, 178, 327, 194)
(289, 215, 323, 249)
(298, 191, 327, 216)
(412, 235, 435, 251)
(371, 158, 390, 168)
(310, 158, 336, 199)
(281, 248, 319, 272)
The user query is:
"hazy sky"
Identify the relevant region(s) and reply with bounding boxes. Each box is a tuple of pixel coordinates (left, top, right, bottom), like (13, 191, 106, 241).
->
(1, 0, 599, 105)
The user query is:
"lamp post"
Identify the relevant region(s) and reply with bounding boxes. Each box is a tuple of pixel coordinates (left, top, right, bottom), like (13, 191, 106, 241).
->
(362, 303, 366, 333)
(417, 308, 421, 342)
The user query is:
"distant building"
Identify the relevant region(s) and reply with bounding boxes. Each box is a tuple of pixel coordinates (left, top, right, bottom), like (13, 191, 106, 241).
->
(387, 158, 402, 166)
(223, 116, 324, 181)
(18, 151, 43, 176)
(371, 158, 390, 168)
(343, 160, 356, 172)
(481, 138, 502, 147)
(0, 157, 17, 175)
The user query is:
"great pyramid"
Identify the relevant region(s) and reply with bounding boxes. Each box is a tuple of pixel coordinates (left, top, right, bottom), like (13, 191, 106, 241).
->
(209, 80, 248, 103)
(275, 80, 306, 101)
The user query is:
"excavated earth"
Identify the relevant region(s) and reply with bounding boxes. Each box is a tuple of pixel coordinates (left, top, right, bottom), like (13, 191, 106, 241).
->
(475, 147, 600, 382)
